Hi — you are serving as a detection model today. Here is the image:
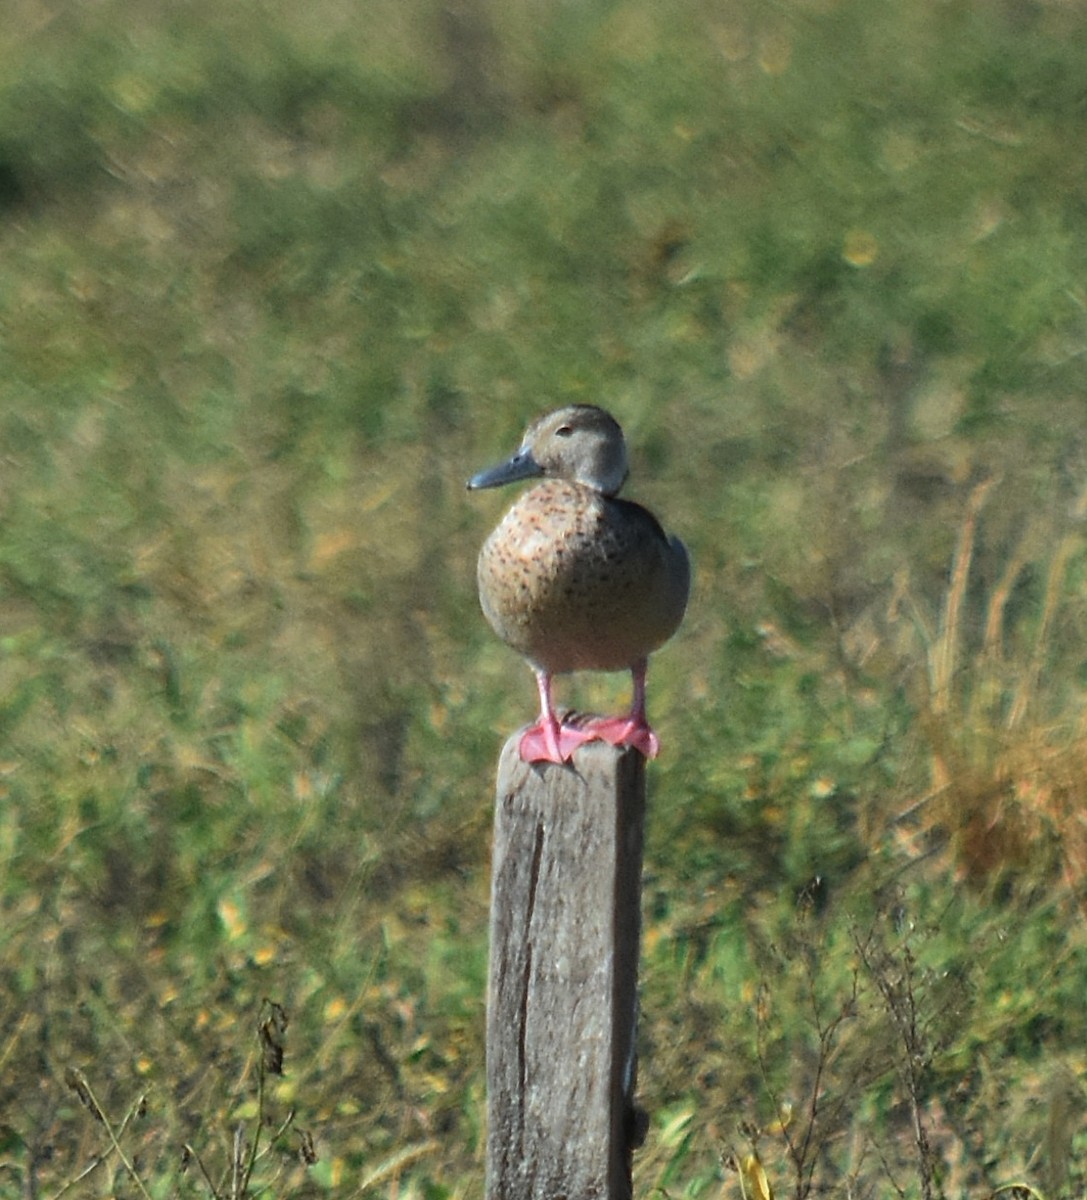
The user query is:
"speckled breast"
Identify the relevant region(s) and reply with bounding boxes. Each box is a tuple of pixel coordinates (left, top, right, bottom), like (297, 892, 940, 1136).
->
(476, 479, 689, 675)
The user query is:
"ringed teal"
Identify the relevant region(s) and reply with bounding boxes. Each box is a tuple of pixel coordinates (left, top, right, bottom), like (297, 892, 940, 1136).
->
(468, 404, 690, 764)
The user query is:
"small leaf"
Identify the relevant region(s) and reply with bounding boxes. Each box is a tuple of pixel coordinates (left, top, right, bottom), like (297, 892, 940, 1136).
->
(259, 1000, 289, 1075)
(739, 1152, 774, 1200)
(64, 1068, 102, 1123)
(298, 1128, 318, 1165)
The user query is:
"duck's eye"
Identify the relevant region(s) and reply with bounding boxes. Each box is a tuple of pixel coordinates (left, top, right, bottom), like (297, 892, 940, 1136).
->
(555, 425, 573, 437)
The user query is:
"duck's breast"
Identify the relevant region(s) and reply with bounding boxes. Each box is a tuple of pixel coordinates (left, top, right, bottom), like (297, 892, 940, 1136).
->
(477, 480, 689, 674)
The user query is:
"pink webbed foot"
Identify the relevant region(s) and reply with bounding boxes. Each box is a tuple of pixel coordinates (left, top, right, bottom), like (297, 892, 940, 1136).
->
(578, 658, 661, 758)
(517, 662, 662, 764)
(518, 669, 597, 764)
(518, 717, 597, 765)
(578, 714, 660, 759)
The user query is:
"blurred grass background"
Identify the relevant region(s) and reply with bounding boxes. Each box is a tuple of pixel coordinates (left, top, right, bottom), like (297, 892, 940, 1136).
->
(1, 0, 1087, 1195)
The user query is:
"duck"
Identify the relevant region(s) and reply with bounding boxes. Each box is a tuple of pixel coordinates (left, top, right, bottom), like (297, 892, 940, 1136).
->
(468, 404, 690, 764)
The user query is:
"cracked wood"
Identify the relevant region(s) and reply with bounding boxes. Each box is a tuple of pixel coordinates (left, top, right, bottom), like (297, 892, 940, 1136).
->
(486, 736, 647, 1200)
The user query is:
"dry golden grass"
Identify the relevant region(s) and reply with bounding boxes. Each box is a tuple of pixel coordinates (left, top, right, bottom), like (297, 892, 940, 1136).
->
(888, 476, 1087, 913)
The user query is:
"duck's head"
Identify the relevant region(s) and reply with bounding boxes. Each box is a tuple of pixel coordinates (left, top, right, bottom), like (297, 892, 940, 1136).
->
(467, 405, 629, 497)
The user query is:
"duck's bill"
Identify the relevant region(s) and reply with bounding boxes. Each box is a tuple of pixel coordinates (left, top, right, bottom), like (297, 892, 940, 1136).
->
(467, 449, 543, 490)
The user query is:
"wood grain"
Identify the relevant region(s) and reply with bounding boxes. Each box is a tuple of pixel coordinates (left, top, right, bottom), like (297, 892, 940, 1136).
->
(486, 735, 647, 1200)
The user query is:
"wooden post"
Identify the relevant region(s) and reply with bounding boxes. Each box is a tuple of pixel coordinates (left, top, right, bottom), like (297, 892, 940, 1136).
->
(486, 735, 647, 1200)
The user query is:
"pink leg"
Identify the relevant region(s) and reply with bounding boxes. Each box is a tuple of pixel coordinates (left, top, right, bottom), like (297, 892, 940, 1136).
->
(519, 670, 596, 764)
(580, 659, 660, 759)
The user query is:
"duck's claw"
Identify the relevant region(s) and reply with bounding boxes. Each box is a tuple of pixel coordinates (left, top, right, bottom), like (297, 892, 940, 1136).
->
(519, 719, 597, 764)
(578, 715, 660, 759)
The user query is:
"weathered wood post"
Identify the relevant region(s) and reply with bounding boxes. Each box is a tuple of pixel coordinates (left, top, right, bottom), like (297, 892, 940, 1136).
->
(486, 735, 647, 1200)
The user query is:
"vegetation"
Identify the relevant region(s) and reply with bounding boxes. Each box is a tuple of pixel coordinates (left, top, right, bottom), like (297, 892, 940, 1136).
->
(1, 0, 1086, 1195)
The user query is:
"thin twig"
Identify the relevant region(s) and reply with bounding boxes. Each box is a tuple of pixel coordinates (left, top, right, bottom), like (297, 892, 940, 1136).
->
(239, 1032, 267, 1195)
(232, 1124, 245, 1200)
(63, 1072, 154, 1200)
(855, 943, 938, 1200)
(183, 1144, 223, 1200)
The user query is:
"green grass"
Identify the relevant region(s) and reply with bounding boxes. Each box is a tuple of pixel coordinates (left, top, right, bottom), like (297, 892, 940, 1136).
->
(1, 0, 1087, 1195)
